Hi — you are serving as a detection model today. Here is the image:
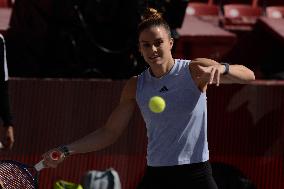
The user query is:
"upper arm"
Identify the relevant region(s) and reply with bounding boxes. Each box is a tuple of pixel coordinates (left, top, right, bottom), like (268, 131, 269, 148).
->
(103, 77, 137, 136)
(120, 76, 137, 103)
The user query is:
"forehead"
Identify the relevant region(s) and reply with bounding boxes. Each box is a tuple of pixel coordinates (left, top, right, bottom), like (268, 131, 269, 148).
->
(139, 26, 169, 42)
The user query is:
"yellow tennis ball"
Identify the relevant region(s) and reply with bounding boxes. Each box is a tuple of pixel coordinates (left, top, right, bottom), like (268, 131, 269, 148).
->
(149, 96, 166, 113)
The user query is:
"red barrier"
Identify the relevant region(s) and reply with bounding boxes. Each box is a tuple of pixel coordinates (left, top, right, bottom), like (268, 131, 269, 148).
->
(207, 83, 284, 189)
(0, 78, 283, 189)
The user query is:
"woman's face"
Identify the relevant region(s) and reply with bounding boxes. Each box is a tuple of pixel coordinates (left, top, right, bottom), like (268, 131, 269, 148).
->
(139, 26, 173, 66)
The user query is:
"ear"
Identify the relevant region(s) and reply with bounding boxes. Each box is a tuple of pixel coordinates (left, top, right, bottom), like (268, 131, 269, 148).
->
(170, 38, 174, 50)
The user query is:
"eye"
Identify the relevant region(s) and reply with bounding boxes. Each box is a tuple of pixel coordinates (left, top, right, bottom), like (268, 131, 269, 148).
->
(142, 43, 150, 48)
(154, 40, 163, 47)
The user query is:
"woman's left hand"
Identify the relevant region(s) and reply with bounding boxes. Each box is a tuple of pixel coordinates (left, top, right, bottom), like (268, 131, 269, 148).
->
(196, 64, 225, 86)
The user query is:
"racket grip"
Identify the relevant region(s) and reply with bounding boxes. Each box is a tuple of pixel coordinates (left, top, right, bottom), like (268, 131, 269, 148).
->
(34, 160, 45, 171)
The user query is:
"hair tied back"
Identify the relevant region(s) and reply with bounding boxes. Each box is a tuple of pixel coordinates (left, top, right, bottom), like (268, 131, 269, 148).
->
(142, 8, 163, 21)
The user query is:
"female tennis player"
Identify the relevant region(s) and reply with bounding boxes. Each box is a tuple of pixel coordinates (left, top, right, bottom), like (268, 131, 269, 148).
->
(42, 8, 255, 189)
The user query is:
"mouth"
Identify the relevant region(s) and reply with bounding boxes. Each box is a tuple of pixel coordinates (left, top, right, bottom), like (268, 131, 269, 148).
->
(149, 55, 160, 60)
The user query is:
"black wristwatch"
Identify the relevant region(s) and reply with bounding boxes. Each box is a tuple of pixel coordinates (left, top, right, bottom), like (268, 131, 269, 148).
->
(220, 63, 230, 75)
(58, 145, 70, 157)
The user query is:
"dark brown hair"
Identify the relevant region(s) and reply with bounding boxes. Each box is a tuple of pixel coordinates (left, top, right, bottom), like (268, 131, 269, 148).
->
(138, 8, 171, 39)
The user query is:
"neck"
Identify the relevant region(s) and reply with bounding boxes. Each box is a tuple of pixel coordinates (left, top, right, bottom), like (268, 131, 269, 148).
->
(150, 58, 175, 78)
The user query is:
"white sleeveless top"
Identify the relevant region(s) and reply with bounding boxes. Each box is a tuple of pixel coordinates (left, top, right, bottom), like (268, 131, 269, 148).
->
(136, 59, 209, 166)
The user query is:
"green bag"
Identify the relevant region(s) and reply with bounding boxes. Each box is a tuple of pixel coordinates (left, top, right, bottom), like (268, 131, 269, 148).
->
(54, 180, 83, 189)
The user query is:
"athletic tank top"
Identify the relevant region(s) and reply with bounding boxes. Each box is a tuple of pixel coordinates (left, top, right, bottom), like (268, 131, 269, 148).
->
(136, 59, 209, 166)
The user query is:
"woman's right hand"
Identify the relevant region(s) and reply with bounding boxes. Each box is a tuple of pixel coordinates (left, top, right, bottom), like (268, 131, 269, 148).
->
(42, 148, 66, 168)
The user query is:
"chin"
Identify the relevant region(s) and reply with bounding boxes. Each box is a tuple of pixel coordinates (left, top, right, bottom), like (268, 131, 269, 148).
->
(149, 58, 164, 65)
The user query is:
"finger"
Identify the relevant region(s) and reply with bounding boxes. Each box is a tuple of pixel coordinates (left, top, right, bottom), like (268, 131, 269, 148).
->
(209, 67, 216, 84)
(43, 159, 57, 168)
(216, 69, 221, 86)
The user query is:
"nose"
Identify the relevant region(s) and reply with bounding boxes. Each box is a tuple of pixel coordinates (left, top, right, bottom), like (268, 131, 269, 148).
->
(151, 45, 157, 52)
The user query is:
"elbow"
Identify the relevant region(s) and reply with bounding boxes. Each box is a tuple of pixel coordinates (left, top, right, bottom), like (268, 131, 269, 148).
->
(247, 70, 255, 82)
(248, 69, 256, 81)
(251, 72, 256, 81)
(242, 69, 256, 84)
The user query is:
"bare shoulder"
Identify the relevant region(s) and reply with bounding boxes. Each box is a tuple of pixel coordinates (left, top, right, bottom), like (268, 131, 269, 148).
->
(120, 76, 137, 102)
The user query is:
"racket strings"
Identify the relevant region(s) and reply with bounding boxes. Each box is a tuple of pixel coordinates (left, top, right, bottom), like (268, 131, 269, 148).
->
(0, 162, 35, 189)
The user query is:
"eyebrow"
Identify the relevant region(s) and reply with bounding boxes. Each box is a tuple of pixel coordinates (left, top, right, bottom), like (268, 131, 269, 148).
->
(140, 38, 163, 43)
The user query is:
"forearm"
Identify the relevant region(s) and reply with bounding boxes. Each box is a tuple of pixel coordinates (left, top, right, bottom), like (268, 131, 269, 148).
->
(43, 79, 137, 168)
(66, 127, 119, 155)
(222, 64, 255, 84)
(66, 100, 136, 155)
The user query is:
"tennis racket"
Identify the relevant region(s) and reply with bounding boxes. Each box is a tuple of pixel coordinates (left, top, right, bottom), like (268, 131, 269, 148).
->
(0, 151, 60, 189)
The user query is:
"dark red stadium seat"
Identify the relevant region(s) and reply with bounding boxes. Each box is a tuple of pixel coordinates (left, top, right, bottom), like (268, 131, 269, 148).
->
(223, 4, 262, 18)
(266, 6, 284, 18)
(221, 0, 263, 31)
(186, 2, 219, 16)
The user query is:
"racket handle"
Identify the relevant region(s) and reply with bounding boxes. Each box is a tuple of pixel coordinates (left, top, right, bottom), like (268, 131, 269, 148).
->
(34, 160, 45, 171)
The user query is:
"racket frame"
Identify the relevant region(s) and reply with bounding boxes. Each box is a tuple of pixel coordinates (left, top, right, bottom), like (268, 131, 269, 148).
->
(0, 160, 40, 189)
